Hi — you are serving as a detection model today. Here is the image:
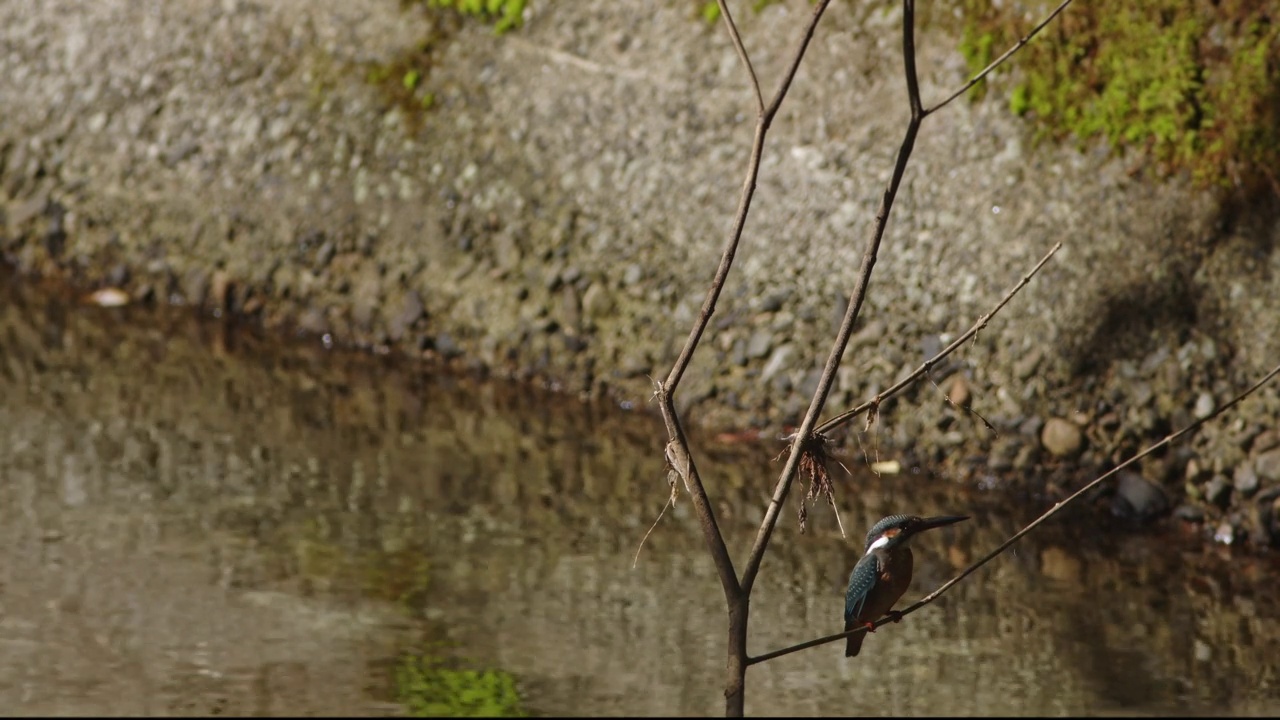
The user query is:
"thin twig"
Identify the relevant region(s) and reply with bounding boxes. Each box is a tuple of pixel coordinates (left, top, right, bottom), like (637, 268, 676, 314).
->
(716, 0, 764, 115)
(817, 242, 1061, 435)
(655, 0, 837, 612)
(747, 360, 1280, 666)
(633, 472, 680, 568)
(739, 0, 924, 597)
(926, 0, 1077, 116)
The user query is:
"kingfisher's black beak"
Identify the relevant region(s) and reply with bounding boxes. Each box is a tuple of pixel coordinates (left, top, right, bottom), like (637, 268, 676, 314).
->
(911, 515, 969, 535)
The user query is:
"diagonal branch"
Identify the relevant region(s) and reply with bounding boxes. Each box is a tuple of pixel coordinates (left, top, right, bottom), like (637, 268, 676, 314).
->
(747, 359, 1280, 666)
(817, 242, 1061, 436)
(655, 0, 837, 609)
(926, 0, 1077, 116)
(663, 0, 833, 396)
(740, 0, 925, 597)
(717, 0, 764, 115)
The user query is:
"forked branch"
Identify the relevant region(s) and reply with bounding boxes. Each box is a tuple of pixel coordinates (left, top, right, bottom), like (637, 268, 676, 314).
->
(817, 242, 1062, 436)
(748, 360, 1280, 666)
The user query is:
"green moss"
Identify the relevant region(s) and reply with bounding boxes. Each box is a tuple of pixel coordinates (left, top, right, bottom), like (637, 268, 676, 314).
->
(362, 36, 443, 125)
(396, 654, 529, 717)
(955, 0, 1280, 194)
(413, 0, 526, 33)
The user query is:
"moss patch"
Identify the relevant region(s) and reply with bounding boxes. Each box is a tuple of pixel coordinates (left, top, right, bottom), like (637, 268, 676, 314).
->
(955, 0, 1280, 195)
(396, 654, 529, 717)
(406, 0, 526, 33)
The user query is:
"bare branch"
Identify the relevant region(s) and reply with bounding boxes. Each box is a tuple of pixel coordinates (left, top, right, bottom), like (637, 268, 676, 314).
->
(652, 0, 840, 675)
(716, 0, 764, 115)
(656, 403, 742, 601)
(663, 0, 834, 396)
(764, 0, 835, 120)
(817, 242, 1061, 436)
(926, 0, 1077, 116)
(739, 0, 923, 597)
(748, 360, 1280, 666)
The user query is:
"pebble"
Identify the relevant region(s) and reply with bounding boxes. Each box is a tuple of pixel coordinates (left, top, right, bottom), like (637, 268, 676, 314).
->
(1041, 417, 1083, 457)
(1214, 520, 1236, 545)
(761, 344, 796, 382)
(387, 291, 425, 341)
(1254, 447, 1280, 483)
(1173, 504, 1205, 522)
(434, 332, 462, 358)
(1193, 391, 1215, 419)
(1110, 471, 1168, 521)
(85, 287, 130, 307)
(581, 282, 612, 319)
(1203, 475, 1232, 507)
(1233, 463, 1259, 498)
(745, 330, 773, 360)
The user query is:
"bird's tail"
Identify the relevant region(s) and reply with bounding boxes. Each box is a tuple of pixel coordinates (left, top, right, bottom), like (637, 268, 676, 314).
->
(844, 620, 864, 657)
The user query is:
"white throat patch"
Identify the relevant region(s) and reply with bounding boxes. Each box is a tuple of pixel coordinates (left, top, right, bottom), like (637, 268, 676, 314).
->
(865, 535, 891, 555)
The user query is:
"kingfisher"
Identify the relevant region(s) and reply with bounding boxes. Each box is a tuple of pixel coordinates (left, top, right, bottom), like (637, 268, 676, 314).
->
(844, 514, 968, 657)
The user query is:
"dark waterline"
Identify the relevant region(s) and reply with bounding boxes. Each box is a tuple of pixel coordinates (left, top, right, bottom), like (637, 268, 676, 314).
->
(1, 271, 1278, 716)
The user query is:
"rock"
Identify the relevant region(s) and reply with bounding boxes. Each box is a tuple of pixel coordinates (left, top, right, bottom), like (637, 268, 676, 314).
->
(761, 343, 797, 383)
(1213, 520, 1236, 545)
(1173, 504, 1205, 522)
(1013, 348, 1042, 380)
(85, 287, 130, 307)
(1253, 430, 1280, 453)
(581, 281, 613, 320)
(7, 189, 48, 228)
(182, 267, 210, 308)
(1194, 640, 1212, 663)
(1255, 448, 1280, 483)
(297, 306, 328, 335)
(1110, 471, 1169, 521)
(211, 270, 232, 310)
(1040, 546, 1082, 583)
(1203, 475, 1232, 507)
(745, 330, 772, 360)
(1184, 457, 1205, 482)
(105, 262, 131, 288)
(313, 240, 336, 270)
(760, 291, 788, 313)
(494, 225, 524, 271)
(561, 285, 582, 336)
(1018, 416, 1044, 438)
(388, 291, 425, 342)
(1233, 463, 1259, 498)
(1130, 381, 1154, 407)
(1193, 391, 1215, 419)
(987, 436, 1021, 472)
(434, 332, 462, 358)
(1041, 417, 1083, 457)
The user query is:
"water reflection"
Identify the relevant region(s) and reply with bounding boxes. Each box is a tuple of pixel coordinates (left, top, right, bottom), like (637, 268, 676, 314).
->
(1, 272, 1278, 716)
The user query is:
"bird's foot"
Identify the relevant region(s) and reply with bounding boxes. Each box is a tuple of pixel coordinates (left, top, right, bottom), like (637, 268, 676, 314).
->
(862, 621, 877, 634)
(886, 610, 904, 624)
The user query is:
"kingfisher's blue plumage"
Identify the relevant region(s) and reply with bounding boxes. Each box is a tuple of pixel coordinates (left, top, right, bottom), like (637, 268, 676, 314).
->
(843, 513, 969, 657)
(863, 514, 913, 552)
(844, 551, 882, 623)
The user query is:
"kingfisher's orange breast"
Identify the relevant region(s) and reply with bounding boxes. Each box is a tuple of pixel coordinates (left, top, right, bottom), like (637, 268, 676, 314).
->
(859, 547, 914, 623)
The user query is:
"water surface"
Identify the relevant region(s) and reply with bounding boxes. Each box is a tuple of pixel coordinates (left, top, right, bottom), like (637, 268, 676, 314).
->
(1, 272, 1277, 716)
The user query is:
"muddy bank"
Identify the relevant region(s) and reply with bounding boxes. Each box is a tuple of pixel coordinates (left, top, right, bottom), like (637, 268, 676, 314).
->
(2, 0, 1279, 545)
